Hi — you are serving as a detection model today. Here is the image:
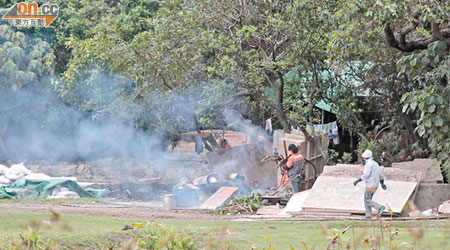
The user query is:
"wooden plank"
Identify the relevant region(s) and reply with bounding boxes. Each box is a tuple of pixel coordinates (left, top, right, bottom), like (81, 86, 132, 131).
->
(291, 211, 352, 216)
(200, 186, 238, 209)
(302, 176, 418, 214)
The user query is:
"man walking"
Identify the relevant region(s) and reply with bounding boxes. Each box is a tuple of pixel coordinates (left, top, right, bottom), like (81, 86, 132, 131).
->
(282, 144, 305, 193)
(353, 149, 387, 219)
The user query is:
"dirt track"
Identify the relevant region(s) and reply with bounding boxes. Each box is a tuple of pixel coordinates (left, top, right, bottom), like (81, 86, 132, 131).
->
(2, 201, 448, 222)
(0, 201, 236, 220)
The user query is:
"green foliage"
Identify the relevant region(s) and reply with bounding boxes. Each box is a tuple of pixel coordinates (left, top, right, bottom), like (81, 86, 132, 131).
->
(338, 152, 353, 164)
(126, 223, 198, 250)
(398, 41, 450, 178)
(50, 0, 159, 73)
(1, 0, 449, 169)
(328, 149, 354, 164)
(401, 85, 449, 138)
(397, 41, 448, 77)
(328, 0, 449, 177)
(15, 231, 56, 250)
(0, 24, 55, 90)
(217, 193, 262, 215)
(54, 0, 214, 131)
(356, 128, 428, 166)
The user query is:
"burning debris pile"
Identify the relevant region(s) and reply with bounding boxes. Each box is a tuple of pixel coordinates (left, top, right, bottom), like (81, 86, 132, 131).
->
(172, 172, 262, 208)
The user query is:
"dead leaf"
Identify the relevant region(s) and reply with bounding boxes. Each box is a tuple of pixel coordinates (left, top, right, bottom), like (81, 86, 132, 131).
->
(49, 209, 60, 222)
(299, 240, 308, 249)
(132, 222, 145, 229)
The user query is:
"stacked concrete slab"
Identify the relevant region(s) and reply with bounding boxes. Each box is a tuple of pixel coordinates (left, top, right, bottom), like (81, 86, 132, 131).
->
(283, 159, 449, 216)
(392, 159, 443, 183)
(299, 165, 420, 215)
(391, 158, 449, 212)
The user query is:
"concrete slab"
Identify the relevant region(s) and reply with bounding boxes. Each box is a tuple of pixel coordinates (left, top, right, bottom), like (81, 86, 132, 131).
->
(280, 190, 311, 214)
(414, 183, 450, 211)
(302, 176, 417, 214)
(200, 186, 238, 209)
(392, 158, 443, 183)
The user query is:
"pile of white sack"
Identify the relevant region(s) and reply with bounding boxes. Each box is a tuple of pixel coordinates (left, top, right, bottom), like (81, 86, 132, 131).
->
(0, 162, 80, 198)
(0, 162, 34, 186)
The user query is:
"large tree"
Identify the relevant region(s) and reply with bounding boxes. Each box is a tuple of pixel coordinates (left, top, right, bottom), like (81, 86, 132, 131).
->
(58, 0, 339, 159)
(330, 0, 449, 177)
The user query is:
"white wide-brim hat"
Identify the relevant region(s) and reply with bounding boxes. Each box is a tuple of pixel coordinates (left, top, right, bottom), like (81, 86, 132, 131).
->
(362, 149, 373, 158)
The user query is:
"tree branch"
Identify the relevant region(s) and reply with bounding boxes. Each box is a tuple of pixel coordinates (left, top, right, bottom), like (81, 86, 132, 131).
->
(431, 22, 450, 46)
(210, 90, 251, 109)
(384, 19, 450, 52)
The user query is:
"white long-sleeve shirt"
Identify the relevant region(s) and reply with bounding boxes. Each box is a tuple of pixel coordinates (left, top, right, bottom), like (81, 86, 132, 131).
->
(361, 158, 384, 188)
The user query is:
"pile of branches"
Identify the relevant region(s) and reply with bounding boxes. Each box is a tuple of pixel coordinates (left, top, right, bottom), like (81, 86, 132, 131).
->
(215, 192, 262, 215)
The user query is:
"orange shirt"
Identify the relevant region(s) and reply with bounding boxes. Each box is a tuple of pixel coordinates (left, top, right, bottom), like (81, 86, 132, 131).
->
(286, 152, 304, 168)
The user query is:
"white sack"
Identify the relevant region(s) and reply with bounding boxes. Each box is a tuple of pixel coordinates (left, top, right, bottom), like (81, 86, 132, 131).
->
(0, 165, 9, 175)
(51, 185, 70, 196)
(49, 191, 80, 199)
(4, 172, 21, 181)
(24, 173, 51, 181)
(9, 162, 31, 176)
(0, 175, 11, 185)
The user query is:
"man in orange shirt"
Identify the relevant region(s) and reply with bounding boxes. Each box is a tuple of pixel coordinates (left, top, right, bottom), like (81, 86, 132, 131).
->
(282, 144, 305, 193)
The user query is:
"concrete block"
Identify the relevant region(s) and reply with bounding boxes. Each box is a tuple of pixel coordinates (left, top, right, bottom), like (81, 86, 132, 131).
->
(392, 158, 443, 183)
(414, 183, 450, 211)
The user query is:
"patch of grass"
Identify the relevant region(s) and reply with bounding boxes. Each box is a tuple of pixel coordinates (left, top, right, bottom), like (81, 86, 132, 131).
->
(0, 212, 448, 249)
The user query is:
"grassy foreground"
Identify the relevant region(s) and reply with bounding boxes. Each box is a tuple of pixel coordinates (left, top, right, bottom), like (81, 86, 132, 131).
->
(0, 212, 448, 249)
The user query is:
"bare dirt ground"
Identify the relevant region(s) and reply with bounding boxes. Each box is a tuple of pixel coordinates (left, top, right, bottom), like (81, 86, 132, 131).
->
(0, 201, 237, 220)
(2, 201, 448, 222)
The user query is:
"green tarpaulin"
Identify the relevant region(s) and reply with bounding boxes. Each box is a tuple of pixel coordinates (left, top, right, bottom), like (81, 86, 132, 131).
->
(0, 179, 110, 199)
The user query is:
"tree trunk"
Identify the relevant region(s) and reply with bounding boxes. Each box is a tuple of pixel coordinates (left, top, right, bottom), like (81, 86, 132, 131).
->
(276, 72, 291, 133)
(285, 117, 329, 162)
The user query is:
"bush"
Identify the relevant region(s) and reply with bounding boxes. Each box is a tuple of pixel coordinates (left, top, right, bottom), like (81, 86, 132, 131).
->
(122, 222, 198, 250)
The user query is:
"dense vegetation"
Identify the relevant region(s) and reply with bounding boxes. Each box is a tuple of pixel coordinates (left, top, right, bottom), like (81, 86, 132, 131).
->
(0, 1, 449, 178)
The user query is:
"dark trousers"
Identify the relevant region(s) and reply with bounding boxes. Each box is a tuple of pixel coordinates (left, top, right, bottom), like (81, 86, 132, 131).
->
(291, 179, 300, 193)
(364, 188, 381, 217)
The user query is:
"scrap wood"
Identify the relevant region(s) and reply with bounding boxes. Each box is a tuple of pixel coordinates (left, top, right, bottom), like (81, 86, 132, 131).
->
(200, 186, 238, 209)
(137, 178, 162, 182)
(236, 214, 450, 222)
(291, 211, 352, 216)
